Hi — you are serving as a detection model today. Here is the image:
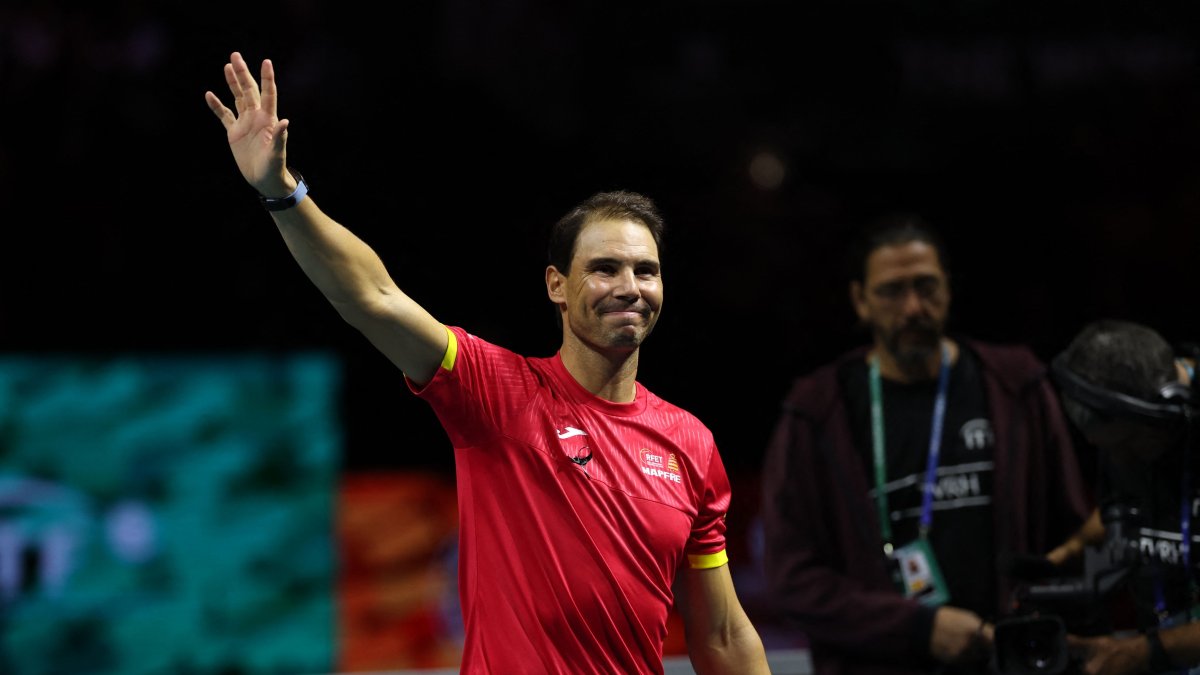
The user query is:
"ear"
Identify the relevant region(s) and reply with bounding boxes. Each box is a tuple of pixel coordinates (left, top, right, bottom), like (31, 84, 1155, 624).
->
(850, 280, 869, 322)
(546, 265, 567, 305)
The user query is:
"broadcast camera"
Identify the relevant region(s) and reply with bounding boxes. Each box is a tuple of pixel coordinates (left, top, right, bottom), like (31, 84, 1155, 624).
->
(992, 502, 1144, 675)
(992, 325, 1197, 675)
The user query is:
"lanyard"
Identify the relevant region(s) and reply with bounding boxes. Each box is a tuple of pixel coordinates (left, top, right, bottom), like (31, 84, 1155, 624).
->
(869, 342, 952, 555)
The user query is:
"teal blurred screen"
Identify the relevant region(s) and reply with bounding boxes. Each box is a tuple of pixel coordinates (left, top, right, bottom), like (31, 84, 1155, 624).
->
(0, 353, 340, 674)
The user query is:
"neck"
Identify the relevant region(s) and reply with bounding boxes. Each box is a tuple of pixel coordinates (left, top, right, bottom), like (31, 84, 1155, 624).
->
(871, 337, 958, 383)
(559, 334, 640, 403)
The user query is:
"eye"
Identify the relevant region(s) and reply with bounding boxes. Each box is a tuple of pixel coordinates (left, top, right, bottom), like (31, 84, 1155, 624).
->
(874, 281, 905, 300)
(635, 264, 659, 277)
(914, 277, 942, 298)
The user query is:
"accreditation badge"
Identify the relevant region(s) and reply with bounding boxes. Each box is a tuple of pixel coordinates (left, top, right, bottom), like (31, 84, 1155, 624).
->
(893, 538, 950, 606)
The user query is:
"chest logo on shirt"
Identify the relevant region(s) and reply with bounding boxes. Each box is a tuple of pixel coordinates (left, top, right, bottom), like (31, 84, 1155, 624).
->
(555, 425, 592, 466)
(1137, 531, 1199, 567)
(959, 418, 994, 451)
(640, 449, 681, 484)
(556, 426, 587, 440)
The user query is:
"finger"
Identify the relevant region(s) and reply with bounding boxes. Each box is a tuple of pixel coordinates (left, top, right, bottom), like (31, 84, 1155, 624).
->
(222, 62, 244, 114)
(204, 91, 236, 130)
(260, 58, 279, 118)
(230, 51, 261, 110)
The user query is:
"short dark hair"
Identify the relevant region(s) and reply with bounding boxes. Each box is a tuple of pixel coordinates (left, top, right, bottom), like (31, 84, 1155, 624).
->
(547, 190, 665, 274)
(1057, 319, 1178, 431)
(846, 212, 950, 283)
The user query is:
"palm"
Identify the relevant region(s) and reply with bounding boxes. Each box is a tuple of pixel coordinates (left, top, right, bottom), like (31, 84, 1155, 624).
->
(226, 104, 281, 186)
(204, 52, 288, 192)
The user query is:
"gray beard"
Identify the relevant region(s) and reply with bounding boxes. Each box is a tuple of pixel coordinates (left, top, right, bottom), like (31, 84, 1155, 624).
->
(880, 325, 942, 380)
(891, 343, 940, 380)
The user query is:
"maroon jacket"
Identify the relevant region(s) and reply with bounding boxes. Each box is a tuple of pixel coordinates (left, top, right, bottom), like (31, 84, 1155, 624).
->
(760, 339, 1092, 675)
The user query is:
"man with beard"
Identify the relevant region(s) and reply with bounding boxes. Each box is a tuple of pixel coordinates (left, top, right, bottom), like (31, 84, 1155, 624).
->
(759, 213, 1092, 675)
(204, 52, 770, 674)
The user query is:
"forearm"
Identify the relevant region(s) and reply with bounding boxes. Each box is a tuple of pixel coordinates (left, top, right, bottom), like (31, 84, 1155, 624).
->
(1047, 507, 1104, 565)
(687, 622, 770, 675)
(764, 546, 928, 657)
(677, 566, 770, 675)
(1072, 624, 1200, 675)
(270, 198, 399, 314)
(268, 197, 446, 383)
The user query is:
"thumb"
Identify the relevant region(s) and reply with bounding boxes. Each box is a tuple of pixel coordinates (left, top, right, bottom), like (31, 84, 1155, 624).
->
(272, 118, 290, 152)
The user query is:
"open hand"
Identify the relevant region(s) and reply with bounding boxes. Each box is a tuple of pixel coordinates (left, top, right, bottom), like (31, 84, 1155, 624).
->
(204, 51, 293, 197)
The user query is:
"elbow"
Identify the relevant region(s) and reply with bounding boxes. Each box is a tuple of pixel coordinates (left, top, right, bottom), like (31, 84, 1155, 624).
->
(329, 299, 372, 331)
(331, 287, 395, 329)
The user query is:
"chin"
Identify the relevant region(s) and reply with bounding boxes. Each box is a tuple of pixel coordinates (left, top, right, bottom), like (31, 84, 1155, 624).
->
(607, 335, 643, 350)
(603, 327, 648, 350)
(893, 335, 940, 360)
(899, 347, 937, 364)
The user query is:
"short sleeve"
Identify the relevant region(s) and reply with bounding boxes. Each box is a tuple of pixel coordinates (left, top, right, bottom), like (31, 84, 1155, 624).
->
(685, 443, 732, 569)
(407, 326, 541, 448)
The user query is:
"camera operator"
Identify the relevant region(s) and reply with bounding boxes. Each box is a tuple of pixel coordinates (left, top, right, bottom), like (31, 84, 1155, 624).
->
(1050, 319, 1197, 675)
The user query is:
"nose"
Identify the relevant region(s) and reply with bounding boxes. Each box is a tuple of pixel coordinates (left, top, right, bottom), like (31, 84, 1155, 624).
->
(899, 285, 925, 317)
(613, 266, 641, 300)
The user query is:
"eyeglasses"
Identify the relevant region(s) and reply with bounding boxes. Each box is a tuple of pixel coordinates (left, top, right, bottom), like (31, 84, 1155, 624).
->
(871, 275, 945, 303)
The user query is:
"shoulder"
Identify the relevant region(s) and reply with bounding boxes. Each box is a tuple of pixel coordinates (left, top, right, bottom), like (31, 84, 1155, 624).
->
(636, 388, 725, 481)
(780, 346, 867, 417)
(641, 385, 715, 437)
(449, 326, 510, 354)
(449, 326, 538, 362)
(960, 337, 1048, 391)
(445, 326, 552, 381)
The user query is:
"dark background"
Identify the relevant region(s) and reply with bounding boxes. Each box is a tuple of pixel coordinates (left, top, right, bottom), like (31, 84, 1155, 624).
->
(2, 1, 1197, 492)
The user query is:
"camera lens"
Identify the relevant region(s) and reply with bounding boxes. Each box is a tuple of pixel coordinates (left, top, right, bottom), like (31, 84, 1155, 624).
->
(995, 615, 1068, 675)
(1022, 635, 1056, 670)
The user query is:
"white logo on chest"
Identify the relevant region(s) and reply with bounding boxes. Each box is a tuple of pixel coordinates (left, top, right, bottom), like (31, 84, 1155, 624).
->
(556, 426, 588, 440)
(960, 418, 994, 451)
(640, 449, 682, 484)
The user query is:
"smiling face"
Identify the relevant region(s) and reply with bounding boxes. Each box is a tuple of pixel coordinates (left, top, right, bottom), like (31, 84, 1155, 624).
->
(851, 240, 951, 376)
(546, 218, 663, 354)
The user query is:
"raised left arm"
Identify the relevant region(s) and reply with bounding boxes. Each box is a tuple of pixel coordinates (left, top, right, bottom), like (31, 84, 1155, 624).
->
(675, 563, 771, 675)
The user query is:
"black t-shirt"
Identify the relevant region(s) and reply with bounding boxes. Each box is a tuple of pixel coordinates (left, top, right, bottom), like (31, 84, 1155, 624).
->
(841, 348, 998, 620)
(1098, 440, 1200, 630)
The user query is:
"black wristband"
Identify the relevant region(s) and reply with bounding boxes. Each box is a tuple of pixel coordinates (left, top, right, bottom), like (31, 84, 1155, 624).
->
(259, 168, 308, 212)
(1145, 626, 1176, 673)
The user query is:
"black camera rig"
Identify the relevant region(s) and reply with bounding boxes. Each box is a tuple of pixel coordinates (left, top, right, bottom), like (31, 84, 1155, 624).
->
(992, 503, 1145, 675)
